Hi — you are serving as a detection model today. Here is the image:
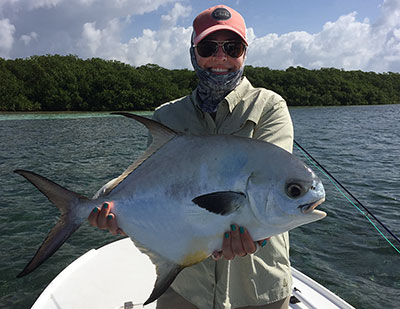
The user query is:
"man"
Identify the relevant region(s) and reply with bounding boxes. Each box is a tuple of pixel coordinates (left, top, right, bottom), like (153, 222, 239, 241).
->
(89, 5, 293, 309)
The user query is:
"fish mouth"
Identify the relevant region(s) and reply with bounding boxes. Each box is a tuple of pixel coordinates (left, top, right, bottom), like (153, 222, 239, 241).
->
(299, 198, 325, 214)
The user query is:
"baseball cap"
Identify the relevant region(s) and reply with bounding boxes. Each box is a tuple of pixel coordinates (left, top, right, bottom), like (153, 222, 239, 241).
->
(192, 5, 248, 45)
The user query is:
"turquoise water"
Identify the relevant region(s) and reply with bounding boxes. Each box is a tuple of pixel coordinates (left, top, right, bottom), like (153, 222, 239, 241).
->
(1, 106, 399, 308)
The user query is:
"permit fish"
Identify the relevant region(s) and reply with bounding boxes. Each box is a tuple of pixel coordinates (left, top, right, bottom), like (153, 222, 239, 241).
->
(15, 113, 326, 305)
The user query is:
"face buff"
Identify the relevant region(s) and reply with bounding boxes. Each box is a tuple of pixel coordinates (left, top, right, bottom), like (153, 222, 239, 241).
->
(190, 46, 244, 114)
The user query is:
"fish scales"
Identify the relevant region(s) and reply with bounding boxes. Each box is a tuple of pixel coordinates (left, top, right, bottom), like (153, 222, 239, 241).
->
(115, 135, 277, 256)
(112, 135, 255, 263)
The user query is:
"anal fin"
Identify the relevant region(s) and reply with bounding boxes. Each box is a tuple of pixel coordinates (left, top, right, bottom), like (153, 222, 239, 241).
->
(144, 261, 183, 305)
(128, 238, 184, 306)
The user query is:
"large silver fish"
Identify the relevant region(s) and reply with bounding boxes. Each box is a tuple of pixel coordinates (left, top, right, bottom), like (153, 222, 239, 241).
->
(15, 113, 326, 305)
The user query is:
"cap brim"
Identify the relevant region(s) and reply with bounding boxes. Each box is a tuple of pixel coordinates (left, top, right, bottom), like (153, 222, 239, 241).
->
(193, 25, 248, 45)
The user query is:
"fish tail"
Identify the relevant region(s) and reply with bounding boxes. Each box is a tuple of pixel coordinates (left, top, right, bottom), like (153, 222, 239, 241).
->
(14, 169, 88, 278)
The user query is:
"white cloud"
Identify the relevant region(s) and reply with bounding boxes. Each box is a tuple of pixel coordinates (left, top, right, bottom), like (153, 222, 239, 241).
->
(161, 2, 190, 26)
(1, 0, 400, 72)
(0, 18, 15, 58)
(80, 20, 121, 56)
(246, 3, 400, 73)
(27, 0, 63, 10)
(0, 0, 63, 11)
(20, 31, 38, 45)
(81, 22, 101, 54)
(78, 2, 192, 68)
(0, 0, 178, 58)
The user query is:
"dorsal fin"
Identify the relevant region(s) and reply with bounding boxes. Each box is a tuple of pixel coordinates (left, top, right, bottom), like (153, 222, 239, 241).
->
(112, 112, 177, 146)
(100, 113, 178, 196)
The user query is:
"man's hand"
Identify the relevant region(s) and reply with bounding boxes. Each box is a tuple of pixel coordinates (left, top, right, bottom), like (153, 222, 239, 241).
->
(89, 209, 267, 259)
(212, 224, 269, 260)
(88, 202, 126, 236)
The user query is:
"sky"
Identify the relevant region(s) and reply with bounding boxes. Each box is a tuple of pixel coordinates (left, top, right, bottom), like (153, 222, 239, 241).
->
(1, 0, 400, 72)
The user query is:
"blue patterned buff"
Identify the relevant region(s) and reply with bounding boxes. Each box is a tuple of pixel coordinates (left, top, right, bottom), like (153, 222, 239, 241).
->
(190, 45, 244, 114)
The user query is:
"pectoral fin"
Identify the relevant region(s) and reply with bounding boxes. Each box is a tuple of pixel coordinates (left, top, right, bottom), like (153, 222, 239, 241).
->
(192, 191, 246, 215)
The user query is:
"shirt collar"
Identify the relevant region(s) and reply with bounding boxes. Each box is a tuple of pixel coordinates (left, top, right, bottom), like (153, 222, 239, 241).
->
(224, 76, 251, 113)
(191, 76, 251, 116)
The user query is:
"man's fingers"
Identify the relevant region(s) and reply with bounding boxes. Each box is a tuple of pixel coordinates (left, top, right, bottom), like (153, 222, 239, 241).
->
(217, 225, 270, 262)
(88, 207, 100, 227)
(230, 224, 246, 257)
(257, 238, 269, 248)
(106, 213, 120, 235)
(221, 232, 234, 260)
(87, 201, 126, 236)
(117, 228, 127, 236)
(239, 226, 257, 254)
(211, 250, 223, 261)
(97, 202, 111, 229)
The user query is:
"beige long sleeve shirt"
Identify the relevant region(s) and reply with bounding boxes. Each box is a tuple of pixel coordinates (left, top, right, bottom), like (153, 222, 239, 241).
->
(152, 77, 294, 309)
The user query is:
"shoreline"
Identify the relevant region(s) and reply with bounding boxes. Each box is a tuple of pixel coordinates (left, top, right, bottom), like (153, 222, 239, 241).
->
(0, 110, 154, 121)
(1, 103, 399, 115)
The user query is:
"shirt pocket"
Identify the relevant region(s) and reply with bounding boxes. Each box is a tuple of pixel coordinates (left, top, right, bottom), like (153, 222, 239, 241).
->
(221, 119, 256, 138)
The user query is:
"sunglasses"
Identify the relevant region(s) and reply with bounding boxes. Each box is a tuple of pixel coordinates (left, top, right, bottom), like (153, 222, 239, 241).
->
(194, 40, 247, 58)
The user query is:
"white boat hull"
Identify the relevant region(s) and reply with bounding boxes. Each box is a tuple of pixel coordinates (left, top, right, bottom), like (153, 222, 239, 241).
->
(32, 238, 354, 309)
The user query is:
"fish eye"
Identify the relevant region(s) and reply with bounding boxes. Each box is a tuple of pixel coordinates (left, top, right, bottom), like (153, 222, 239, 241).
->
(286, 183, 304, 198)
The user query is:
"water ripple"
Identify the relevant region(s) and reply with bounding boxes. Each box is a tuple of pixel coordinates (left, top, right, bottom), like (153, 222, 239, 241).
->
(1, 106, 399, 308)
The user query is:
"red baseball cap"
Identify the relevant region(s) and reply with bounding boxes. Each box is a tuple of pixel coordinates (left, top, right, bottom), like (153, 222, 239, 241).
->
(192, 5, 248, 45)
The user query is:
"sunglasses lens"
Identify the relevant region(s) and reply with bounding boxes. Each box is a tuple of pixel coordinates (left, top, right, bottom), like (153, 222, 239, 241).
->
(196, 41, 217, 57)
(196, 41, 246, 58)
(224, 42, 245, 58)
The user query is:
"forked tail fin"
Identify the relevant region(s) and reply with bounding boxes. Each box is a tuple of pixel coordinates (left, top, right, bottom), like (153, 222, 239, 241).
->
(14, 169, 88, 277)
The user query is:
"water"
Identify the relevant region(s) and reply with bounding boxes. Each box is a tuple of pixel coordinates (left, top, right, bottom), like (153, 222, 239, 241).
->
(1, 106, 399, 308)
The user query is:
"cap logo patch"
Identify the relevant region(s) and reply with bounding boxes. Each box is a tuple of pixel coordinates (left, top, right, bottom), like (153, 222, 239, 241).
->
(212, 8, 231, 20)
